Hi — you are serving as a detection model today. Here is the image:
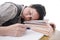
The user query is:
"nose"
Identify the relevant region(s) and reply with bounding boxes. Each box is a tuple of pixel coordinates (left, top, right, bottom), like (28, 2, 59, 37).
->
(26, 15, 31, 17)
(26, 15, 32, 20)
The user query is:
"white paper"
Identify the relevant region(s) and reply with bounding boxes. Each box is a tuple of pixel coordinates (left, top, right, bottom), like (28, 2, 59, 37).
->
(0, 30, 44, 40)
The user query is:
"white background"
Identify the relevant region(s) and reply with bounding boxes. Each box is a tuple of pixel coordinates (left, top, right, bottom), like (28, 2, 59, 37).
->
(0, 0, 60, 31)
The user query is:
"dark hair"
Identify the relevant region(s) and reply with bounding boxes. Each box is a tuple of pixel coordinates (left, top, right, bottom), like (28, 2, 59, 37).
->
(30, 4, 46, 20)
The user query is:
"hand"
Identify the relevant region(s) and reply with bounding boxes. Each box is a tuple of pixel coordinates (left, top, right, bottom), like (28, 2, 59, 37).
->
(25, 23, 53, 37)
(6, 23, 27, 37)
(50, 23, 56, 31)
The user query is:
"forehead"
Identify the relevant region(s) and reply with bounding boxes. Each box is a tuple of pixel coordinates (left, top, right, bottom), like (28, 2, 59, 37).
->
(24, 7, 38, 13)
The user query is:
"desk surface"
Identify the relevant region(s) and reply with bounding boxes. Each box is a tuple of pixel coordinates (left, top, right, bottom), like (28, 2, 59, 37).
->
(0, 30, 59, 40)
(0, 30, 44, 40)
(49, 30, 60, 40)
(40, 30, 60, 40)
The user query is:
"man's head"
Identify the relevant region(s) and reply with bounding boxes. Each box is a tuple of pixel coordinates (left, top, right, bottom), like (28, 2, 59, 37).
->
(22, 4, 46, 21)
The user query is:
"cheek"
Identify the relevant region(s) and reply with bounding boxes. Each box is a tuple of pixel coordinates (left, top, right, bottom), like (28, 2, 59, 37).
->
(30, 8, 39, 20)
(22, 13, 30, 20)
(23, 9, 29, 17)
(32, 14, 39, 20)
(23, 12, 28, 18)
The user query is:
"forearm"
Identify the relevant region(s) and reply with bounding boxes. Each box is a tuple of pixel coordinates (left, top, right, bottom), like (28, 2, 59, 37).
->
(0, 26, 8, 36)
(33, 26, 53, 36)
(25, 24, 53, 36)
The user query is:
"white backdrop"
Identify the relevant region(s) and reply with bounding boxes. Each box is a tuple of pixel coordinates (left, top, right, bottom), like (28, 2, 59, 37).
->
(0, 0, 60, 31)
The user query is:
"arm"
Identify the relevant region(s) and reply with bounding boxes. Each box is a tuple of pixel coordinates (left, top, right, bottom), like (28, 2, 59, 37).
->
(24, 20, 55, 37)
(25, 24, 53, 37)
(0, 23, 27, 37)
(0, 26, 8, 36)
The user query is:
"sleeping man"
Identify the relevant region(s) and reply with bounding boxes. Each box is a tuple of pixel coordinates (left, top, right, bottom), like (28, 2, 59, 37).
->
(0, 2, 55, 37)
